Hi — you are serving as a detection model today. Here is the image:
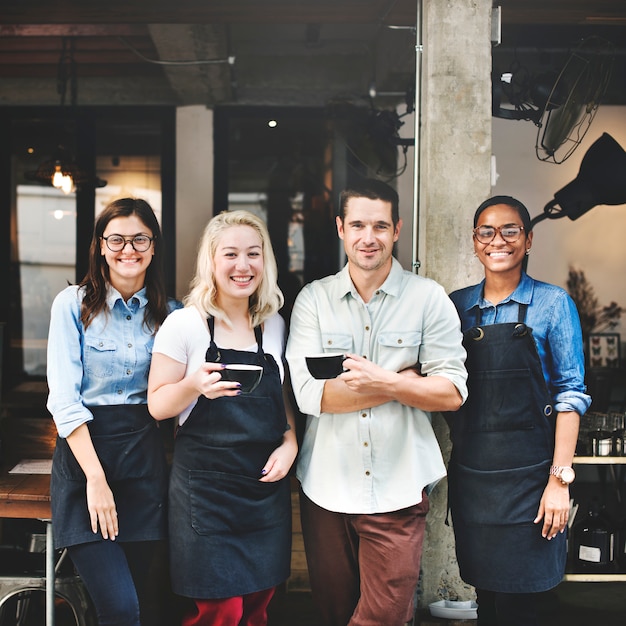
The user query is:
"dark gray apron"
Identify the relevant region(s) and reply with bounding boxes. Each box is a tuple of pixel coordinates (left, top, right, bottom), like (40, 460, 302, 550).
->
(448, 304, 566, 593)
(168, 319, 291, 599)
(51, 404, 168, 548)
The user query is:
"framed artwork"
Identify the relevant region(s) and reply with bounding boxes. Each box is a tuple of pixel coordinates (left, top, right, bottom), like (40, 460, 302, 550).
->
(588, 333, 621, 368)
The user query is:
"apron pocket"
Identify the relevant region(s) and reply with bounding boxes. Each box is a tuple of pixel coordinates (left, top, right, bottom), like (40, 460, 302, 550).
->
(450, 460, 550, 526)
(189, 470, 289, 535)
(93, 422, 163, 481)
(466, 368, 535, 432)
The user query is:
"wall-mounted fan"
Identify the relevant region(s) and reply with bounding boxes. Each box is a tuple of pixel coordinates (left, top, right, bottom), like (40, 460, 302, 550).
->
(493, 37, 614, 164)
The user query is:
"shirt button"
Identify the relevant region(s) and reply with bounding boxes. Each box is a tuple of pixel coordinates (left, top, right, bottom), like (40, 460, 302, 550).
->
(365, 471, 371, 476)
(98, 341, 104, 347)
(117, 389, 123, 395)
(361, 413, 367, 418)
(365, 326, 370, 331)
(126, 369, 132, 375)
(363, 442, 369, 447)
(397, 339, 403, 344)
(126, 315, 132, 321)
(128, 343, 132, 348)
(327, 340, 333, 346)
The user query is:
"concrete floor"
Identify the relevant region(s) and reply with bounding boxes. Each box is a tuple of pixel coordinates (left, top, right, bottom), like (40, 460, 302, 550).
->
(0, 581, 624, 625)
(266, 581, 626, 625)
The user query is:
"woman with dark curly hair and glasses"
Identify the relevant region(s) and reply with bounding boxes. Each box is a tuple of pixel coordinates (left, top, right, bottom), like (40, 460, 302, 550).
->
(47, 198, 181, 625)
(447, 195, 591, 626)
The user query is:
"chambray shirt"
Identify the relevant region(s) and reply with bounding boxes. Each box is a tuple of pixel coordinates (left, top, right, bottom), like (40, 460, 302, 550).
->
(47, 284, 181, 438)
(449, 272, 591, 416)
(286, 259, 468, 514)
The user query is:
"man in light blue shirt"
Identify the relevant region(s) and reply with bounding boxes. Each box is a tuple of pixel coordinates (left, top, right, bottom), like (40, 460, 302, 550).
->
(286, 178, 467, 626)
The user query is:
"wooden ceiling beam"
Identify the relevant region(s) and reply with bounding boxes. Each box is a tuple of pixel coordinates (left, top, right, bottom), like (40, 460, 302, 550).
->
(0, 0, 417, 26)
(0, 24, 150, 37)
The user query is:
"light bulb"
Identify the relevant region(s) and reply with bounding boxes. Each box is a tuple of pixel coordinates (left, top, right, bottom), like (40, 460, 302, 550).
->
(60, 174, 74, 194)
(52, 163, 64, 188)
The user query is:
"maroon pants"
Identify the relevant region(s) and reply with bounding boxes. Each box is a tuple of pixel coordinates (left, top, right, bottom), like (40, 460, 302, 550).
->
(181, 588, 275, 626)
(300, 490, 429, 626)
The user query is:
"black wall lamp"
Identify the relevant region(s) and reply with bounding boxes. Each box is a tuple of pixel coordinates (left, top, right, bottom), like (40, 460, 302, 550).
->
(531, 133, 626, 228)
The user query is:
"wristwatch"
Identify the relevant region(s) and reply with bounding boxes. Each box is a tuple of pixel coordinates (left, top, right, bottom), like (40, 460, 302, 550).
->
(549, 465, 575, 485)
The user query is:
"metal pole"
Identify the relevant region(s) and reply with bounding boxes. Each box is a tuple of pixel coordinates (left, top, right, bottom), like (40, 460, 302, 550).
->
(46, 520, 55, 625)
(412, 0, 423, 273)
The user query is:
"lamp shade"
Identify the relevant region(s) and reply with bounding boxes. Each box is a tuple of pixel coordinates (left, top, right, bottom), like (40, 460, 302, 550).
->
(552, 133, 626, 220)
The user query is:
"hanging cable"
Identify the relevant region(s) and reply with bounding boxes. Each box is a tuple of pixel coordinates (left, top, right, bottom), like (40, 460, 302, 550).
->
(118, 36, 235, 66)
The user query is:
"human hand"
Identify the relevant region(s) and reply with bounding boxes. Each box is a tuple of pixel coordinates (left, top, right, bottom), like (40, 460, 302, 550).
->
(193, 362, 241, 399)
(534, 480, 570, 540)
(86, 475, 118, 540)
(259, 437, 298, 482)
(340, 354, 394, 394)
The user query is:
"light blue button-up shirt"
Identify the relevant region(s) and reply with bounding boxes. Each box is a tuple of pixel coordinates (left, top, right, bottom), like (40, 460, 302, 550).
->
(449, 272, 591, 416)
(286, 259, 468, 514)
(47, 284, 181, 438)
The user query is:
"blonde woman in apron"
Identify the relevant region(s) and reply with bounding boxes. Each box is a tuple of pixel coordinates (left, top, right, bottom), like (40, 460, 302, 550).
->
(148, 210, 297, 626)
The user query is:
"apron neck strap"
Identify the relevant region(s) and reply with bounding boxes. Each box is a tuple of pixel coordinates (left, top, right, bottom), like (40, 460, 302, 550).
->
(206, 317, 265, 360)
(475, 302, 528, 325)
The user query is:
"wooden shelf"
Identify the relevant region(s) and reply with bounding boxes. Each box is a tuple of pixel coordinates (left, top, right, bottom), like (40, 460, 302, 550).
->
(573, 456, 626, 464)
(564, 573, 626, 582)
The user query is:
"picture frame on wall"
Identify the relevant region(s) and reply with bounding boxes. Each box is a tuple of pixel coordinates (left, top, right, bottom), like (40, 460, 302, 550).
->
(588, 332, 621, 368)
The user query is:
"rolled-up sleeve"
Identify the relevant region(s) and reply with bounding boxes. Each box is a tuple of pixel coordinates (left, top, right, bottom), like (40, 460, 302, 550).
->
(548, 292, 591, 416)
(286, 283, 327, 417)
(419, 285, 468, 403)
(46, 288, 93, 438)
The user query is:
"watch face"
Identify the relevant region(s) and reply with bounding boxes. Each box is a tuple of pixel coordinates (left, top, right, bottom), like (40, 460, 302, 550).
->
(561, 467, 575, 483)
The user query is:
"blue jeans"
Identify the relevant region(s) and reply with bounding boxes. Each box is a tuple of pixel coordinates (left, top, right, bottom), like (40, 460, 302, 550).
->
(67, 540, 163, 626)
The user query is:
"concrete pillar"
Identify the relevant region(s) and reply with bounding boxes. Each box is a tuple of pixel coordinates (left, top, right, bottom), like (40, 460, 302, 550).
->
(410, 0, 493, 607)
(175, 105, 215, 299)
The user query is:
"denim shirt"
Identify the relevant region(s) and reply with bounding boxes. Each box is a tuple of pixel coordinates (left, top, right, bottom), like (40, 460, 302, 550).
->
(47, 284, 181, 438)
(449, 272, 591, 416)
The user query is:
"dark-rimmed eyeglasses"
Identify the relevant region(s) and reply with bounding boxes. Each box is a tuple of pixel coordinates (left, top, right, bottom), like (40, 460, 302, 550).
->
(473, 225, 524, 244)
(102, 234, 154, 252)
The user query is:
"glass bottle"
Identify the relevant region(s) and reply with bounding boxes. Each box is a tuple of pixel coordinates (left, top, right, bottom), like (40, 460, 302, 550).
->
(618, 515, 626, 571)
(589, 413, 612, 457)
(611, 412, 625, 456)
(571, 499, 616, 573)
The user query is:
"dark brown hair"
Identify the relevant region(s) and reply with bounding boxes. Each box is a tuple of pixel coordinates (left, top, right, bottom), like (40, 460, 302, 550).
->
(79, 197, 169, 331)
(338, 178, 400, 226)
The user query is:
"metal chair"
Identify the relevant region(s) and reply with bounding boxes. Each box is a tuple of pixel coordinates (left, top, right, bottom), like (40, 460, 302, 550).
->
(0, 546, 95, 626)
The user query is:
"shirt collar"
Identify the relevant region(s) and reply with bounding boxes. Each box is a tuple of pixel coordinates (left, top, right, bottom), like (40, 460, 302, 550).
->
(105, 285, 149, 310)
(337, 257, 404, 300)
(467, 272, 535, 311)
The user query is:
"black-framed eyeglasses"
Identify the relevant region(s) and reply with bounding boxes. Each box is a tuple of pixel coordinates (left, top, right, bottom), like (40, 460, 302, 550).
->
(473, 225, 524, 244)
(102, 234, 154, 252)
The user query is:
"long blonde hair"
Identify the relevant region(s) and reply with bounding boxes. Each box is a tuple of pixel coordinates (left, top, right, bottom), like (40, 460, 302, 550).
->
(184, 210, 284, 328)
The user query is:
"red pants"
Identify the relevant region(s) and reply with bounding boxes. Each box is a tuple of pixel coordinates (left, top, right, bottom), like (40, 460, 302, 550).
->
(181, 588, 275, 626)
(300, 490, 429, 626)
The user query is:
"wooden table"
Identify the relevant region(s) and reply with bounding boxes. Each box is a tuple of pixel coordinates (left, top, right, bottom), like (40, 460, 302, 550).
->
(0, 468, 56, 626)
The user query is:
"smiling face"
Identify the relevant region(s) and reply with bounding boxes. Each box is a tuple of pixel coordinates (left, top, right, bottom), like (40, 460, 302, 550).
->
(473, 203, 532, 279)
(336, 196, 401, 277)
(100, 214, 154, 296)
(213, 224, 264, 304)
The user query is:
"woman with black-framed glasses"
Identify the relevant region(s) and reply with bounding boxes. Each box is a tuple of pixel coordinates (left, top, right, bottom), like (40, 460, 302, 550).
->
(447, 195, 590, 626)
(47, 197, 181, 625)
